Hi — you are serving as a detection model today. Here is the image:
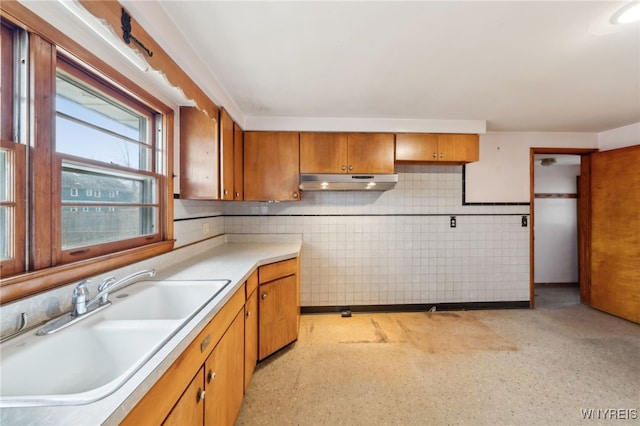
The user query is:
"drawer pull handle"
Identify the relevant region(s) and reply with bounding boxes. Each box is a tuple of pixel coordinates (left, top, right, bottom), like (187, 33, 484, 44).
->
(200, 335, 211, 353)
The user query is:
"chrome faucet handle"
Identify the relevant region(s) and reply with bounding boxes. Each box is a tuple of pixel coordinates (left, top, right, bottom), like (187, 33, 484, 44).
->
(71, 280, 91, 317)
(98, 276, 117, 304)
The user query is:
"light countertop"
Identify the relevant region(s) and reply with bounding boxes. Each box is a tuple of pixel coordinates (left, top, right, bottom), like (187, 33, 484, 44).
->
(0, 234, 301, 425)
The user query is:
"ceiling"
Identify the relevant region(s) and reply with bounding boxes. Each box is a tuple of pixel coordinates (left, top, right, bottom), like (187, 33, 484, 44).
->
(20, 1, 640, 134)
(125, 0, 640, 133)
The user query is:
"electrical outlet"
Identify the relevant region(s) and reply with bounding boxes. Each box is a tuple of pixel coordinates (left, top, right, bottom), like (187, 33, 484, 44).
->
(202, 223, 210, 234)
(450, 216, 457, 228)
(521, 216, 528, 227)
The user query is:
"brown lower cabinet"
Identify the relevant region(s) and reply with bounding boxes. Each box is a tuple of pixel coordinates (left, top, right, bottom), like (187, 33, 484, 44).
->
(122, 257, 299, 426)
(258, 258, 300, 360)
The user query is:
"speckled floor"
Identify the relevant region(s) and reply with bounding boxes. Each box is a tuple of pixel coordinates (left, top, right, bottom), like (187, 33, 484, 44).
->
(236, 292, 640, 426)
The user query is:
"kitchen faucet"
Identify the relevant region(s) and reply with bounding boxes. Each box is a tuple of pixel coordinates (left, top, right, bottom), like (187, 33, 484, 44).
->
(38, 269, 156, 335)
(72, 269, 157, 317)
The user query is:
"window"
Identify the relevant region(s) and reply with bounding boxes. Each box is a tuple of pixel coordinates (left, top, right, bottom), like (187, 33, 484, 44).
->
(0, 13, 173, 302)
(0, 21, 26, 277)
(54, 59, 163, 262)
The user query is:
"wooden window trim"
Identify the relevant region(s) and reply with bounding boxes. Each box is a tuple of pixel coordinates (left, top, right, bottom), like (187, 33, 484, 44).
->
(0, 6, 176, 304)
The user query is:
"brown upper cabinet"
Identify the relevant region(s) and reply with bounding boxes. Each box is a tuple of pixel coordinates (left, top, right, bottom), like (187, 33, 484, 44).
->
(219, 109, 244, 200)
(233, 122, 244, 200)
(244, 132, 300, 201)
(395, 133, 479, 165)
(300, 132, 395, 174)
(179, 106, 219, 199)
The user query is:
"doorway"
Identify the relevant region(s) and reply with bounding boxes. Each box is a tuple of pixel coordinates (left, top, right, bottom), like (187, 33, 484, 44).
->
(529, 148, 597, 309)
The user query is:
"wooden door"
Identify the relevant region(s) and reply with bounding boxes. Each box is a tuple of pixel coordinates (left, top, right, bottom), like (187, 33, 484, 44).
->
(162, 367, 204, 426)
(244, 288, 258, 391)
(437, 134, 479, 163)
(233, 122, 244, 200)
(179, 106, 219, 200)
(347, 133, 395, 173)
(219, 109, 234, 200)
(244, 132, 300, 201)
(590, 145, 640, 323)
(300, 132, 348, 173)
(259, 274, 298, 360)
(204, 310, 245, 426)
(395, 133, 439, 163)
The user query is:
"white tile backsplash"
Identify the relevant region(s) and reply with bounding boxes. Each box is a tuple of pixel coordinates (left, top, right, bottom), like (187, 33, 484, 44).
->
(225, 166, 530, 307)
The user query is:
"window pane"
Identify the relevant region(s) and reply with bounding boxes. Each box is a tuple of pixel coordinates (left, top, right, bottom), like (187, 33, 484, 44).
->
(61, 163, 157, 250)
(0, 206, 10, 260)
(0, 150, 8, 202)
(55, 74, 151, 171)
(61, 206, 156, 250)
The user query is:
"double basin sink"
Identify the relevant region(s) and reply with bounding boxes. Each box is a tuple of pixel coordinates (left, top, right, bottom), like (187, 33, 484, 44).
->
(0, 279, 232, 407)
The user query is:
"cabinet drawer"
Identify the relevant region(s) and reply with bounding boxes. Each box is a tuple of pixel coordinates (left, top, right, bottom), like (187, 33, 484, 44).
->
(258, 258, 298, 284)
(122, 284, 245, 426)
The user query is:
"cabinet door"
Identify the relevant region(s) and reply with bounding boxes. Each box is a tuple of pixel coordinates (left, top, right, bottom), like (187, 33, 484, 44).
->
(259, 274, 298, 360)
(220, 108, 234, 200)
(162, 367, 205, 426)
(395, 133, 439, 163)
(244, 288, 258, 391)
(204, 309, 245, 426)
(179, 106, 219, 200)
(233, 122, 244, 200)
(437, 134, 479, 163)
(244, 132, 300, 201)
(300, 132, 348, 173)
(347, 133, 395, 173)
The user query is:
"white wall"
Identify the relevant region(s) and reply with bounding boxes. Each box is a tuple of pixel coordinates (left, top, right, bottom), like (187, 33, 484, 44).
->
(533, 164, 580, 284)
(465, 132, 598, 202)
(225, 166, 530, 307)
(598, 122, 640, 151)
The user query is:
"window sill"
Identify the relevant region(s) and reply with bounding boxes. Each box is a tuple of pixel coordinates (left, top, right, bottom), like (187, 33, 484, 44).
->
(0, 240, 175, 304)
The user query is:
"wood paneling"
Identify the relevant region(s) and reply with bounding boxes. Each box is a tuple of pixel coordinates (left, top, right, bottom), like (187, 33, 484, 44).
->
(590, 145, 640, 323)
(577, 157, 591, 305)
(179, 106, 219, 200)
(244, 132, 299, 201)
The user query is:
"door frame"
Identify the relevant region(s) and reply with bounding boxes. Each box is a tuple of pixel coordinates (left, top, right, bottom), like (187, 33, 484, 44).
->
(529, 147, 598, 308)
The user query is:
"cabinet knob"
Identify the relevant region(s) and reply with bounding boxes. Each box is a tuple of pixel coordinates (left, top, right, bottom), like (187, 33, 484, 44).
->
(292, 192, 298, 199)
(261, 293, 268, 299)
(341, 165, 346, 171)
(235, 192, 240, 197)
(348, 165, 353, 171)
(223, 189, 228, 195)
(196, 388, 205, 402)
(246, 310, 251, 317)
(207, 369, 216, 383)
(440, 153, 444, 159)
(432, 152, 437, 158)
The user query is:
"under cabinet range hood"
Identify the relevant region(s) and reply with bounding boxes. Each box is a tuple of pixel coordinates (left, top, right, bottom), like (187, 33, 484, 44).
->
(299, 174, 398, 191)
